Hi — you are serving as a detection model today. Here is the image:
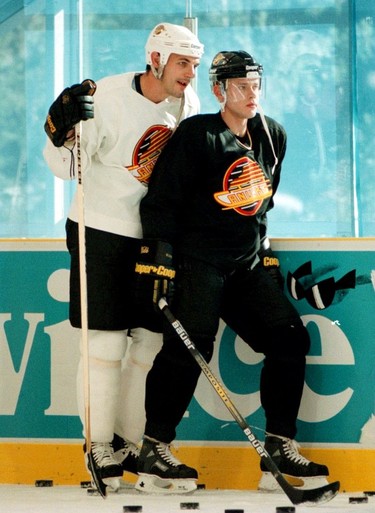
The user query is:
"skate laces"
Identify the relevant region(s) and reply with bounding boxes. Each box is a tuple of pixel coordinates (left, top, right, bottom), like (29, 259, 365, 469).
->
(156, 442, 182, 467)
(119, 438, 140, 458)
(282, 438, 310, 466)
(91, 442, 118, 467)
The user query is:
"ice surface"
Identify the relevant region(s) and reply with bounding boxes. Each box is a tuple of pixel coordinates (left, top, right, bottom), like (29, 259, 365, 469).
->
(0, 484, 374, 513)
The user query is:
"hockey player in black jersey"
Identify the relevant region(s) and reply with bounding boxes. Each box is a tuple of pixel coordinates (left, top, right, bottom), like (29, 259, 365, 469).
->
(134, 51, 331, 494)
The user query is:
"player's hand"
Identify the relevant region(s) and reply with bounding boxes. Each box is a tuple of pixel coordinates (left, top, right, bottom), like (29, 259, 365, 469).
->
(44, 79, 96, 147)
(258, 246, 285, 291)
(134, 239, 175, 311)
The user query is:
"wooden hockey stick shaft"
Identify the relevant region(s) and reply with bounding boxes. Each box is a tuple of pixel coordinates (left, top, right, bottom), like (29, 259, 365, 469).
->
(76, 122, 106, 498)
(76, 123, 106, 499)
(76, 122, 91, 451)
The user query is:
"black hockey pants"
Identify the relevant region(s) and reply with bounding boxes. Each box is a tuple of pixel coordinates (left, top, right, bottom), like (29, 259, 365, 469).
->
(66, 219, 163, 332)
(144, 257, 311, 443)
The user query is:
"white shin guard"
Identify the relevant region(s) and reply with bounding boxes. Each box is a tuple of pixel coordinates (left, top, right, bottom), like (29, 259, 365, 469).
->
(115, 328, 163, 444)
(77, 329, 127, 442)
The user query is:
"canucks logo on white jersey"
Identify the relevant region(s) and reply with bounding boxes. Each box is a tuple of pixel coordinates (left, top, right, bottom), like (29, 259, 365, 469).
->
(127, 124, 172, 185)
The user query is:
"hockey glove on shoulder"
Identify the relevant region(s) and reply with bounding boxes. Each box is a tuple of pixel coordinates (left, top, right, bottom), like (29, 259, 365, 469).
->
(44, 79, 96, 147)
(258, 244, 285, 291)
(134, 239, 175, 311)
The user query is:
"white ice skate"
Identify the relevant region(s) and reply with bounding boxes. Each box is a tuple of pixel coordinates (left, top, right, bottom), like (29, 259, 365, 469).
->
(135, 437, 197, 494)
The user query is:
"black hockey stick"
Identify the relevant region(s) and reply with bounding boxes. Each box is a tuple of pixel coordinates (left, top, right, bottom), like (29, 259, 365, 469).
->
(158, 298, 340, 506)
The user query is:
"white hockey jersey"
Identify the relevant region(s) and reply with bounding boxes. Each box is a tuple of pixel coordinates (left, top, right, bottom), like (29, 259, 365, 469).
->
(43, 72, 200, 238)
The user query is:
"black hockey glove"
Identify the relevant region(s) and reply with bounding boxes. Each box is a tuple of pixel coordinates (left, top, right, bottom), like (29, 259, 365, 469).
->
(258, 246, 285, 291)
(134, 239, 175, 311)
(44, 79, 97, 147)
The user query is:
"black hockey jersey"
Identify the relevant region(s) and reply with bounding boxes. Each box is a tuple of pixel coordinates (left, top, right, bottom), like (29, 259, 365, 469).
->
(140, 111, 287, 271)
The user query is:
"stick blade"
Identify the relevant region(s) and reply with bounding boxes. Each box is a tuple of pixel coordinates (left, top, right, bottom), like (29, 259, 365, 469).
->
(87, 451, 107, 499)
(288, 480, 340, 505)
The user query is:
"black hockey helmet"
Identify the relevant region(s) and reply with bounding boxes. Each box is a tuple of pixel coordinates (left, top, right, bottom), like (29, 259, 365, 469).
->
(209, 50, 263, 84)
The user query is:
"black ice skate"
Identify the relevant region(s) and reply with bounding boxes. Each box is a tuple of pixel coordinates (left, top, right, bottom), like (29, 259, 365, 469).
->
(135, 436, 198, 494)
(84, 441, 123, 492)
(258, 435, 329, 491)
(112, 433, 140, 474)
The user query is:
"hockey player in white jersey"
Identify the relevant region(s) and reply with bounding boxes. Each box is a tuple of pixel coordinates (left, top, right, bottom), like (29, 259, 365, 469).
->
(43, 22, 204, 493)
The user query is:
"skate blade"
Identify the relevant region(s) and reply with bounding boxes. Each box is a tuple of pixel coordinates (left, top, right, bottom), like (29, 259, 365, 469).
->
(258, 472, 329, 492)
(135, 473, 197, 494)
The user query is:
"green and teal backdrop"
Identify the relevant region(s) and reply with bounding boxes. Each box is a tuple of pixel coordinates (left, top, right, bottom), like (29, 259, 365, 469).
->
(1, 239, 374, 444)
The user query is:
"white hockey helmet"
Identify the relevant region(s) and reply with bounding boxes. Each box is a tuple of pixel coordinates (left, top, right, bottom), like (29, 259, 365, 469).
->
(145, 22, 204, 73)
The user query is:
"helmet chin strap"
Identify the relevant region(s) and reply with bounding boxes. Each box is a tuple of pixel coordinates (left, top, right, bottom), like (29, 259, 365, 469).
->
(258, 103, 278, 175)
(152, 64, 165, 80)
(219, 93, 227, 112)
(217, 80, 227, 111)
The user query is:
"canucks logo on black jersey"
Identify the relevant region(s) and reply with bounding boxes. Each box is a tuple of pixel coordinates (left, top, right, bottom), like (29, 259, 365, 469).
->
(214, 156, 272, 215)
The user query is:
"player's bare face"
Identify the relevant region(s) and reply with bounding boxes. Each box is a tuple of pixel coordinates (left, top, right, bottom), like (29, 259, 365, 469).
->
(161, 54, 200, 98)
(226, 78, 261, 119)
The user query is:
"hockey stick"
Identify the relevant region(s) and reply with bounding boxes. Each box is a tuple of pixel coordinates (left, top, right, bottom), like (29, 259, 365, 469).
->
(76, 122, 106, 499)
(75, 0, 105, 496)
(158, 298, 340, 505)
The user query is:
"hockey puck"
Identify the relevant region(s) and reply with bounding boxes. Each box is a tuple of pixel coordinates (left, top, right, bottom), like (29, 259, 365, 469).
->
(224, 510, 244, 513)
(123, 507, 142, 512)
(197, 483, 206, 489)
(276, 508, 295, 513)
(180, 503, 200, 510)
(87, 487, 100, 496)
(80, 481, 92, 488)
(364, 491, 375, 496)
(35, 480, 53, 487)
(349, 497, 368, 503)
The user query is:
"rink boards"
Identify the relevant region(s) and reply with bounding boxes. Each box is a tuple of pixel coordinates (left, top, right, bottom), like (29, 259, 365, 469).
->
(0, 238, 374, 490)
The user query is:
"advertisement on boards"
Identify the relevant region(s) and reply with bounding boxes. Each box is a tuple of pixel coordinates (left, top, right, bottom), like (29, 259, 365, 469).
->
(0, 240, 374, 444)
